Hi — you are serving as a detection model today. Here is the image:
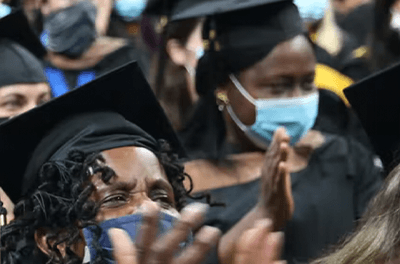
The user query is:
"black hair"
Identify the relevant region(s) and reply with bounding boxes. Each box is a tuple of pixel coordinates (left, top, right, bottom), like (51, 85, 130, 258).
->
(1, 140, 190, 264)
(149, 18, 202, 130)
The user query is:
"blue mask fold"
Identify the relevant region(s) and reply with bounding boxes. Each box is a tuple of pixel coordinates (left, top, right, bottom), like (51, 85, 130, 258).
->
(227, 74, 319, 148)
(83, 211, 193, 264)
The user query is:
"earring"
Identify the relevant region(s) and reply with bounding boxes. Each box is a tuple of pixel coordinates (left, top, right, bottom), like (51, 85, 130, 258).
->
(216, 92, 229, 111)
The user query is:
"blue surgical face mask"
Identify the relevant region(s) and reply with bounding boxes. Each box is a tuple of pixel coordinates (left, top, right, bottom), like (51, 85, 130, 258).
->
(227, 74, 319, 148)
(294, 0, 328, 21)
(83, 211, 193, 264)
(114, 0, 146, 22)
(0, 3, 11, 19)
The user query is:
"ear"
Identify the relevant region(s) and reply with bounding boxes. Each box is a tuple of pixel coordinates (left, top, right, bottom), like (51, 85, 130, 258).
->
(166, 39, 187, 66)
(34, 228, 66, 261)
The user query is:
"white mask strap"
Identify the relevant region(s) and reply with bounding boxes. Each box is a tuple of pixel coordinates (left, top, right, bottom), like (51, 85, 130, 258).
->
(229, 74, 256, 105)
(82, 246, 91, 264)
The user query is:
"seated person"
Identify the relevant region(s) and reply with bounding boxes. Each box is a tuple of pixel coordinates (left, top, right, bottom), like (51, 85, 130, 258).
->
(0, 62, 285, 264)
(36, 0, 147, 96)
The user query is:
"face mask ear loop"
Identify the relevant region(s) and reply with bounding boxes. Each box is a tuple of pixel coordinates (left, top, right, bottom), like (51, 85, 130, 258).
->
(226, 104, 249, 132)
(229, 74, 256, 105)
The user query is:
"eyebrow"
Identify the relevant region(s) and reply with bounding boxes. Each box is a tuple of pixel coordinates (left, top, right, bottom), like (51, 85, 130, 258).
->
(105, 180, 138, 192)
(148, 178, 174, 193)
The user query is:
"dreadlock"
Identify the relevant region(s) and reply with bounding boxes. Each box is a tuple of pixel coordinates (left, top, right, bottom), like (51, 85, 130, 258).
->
(1, 140, 190, 264)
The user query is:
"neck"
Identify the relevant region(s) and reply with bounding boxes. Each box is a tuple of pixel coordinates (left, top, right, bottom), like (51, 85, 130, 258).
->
(46, 37, 127, 70)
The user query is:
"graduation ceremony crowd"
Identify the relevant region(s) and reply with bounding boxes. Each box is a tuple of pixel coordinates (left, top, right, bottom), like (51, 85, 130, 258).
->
(2, 0, 400, 263)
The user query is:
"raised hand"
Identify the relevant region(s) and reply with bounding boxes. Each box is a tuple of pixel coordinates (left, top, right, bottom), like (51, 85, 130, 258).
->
(109, 203, 221, 264)
(234, 219, 286, 264)
(259, 127, 293, 231)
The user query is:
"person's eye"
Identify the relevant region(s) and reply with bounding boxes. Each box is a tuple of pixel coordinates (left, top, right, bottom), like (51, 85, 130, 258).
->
(302, 81, 316, 91)
(268, 84, 289, 95)
(150, 191, 173, 209)
(102, 194, 129, 207)
(302, 76, 316, 91)
(2, 99, 22, 110)
(38, 97, 51, 106)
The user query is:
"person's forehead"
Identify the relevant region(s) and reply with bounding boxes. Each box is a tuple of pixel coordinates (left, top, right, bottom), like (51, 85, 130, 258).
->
(100, 146, 169, 183)
(241, 36, 315, 79)
(0, 83, 51, 97)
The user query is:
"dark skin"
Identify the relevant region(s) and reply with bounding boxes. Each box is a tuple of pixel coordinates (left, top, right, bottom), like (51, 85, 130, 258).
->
(35, 146, 221, 264)
(92, 146, 179, 223)
(220, 35, 317, 153)
(186, 34, 319, 264)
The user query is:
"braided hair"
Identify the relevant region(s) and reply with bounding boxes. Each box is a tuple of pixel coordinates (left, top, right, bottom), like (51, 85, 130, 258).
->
(1, 140, 190, 264)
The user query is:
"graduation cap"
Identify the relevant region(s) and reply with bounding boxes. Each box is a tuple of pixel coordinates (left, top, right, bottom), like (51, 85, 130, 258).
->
(0, 61, 185, 202)
(145, 0, 290, 21)
(344, 62, 400, 173)
(0, 9, 46, 59)
(0, 9, 47, 88)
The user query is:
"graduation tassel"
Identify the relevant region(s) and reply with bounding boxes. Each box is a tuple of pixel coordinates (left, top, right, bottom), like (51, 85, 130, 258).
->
(0, 198, 7, 264)
(0, 200, 6, 227)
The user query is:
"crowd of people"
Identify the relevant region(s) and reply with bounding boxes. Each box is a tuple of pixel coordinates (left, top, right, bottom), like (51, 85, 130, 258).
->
(1, 0, 400, 263)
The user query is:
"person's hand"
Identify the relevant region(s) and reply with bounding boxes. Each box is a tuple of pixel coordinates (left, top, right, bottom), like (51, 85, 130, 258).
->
(234, 219, 286, 264)
(109, 203, 221, 264)
(259, 127, 293, 231)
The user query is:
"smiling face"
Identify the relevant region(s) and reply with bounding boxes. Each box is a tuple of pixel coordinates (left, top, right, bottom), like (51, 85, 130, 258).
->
(0, 82, 51, 118)
(92, 146, 179, 223)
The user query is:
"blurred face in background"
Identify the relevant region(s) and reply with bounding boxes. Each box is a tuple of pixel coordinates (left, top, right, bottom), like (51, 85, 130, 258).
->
(40, 0, 90, 15)
(331, 0, 371, 15)
(0, 83, 51, 118)
(39, 0, 98, 58)
(167, 20, 204, 104)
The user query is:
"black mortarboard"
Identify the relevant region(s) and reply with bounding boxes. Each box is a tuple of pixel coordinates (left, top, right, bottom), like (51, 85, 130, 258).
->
(145, 0, 287, 20)
(0, 9, 47, 88)
(344, 62, 400, 173)
(0, 61, 185, 202)
(0, 9, 46, 59)
(193, 0, 304, 95)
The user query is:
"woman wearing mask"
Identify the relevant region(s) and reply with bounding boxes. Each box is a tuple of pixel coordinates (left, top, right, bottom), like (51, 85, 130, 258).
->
(0, 62, 286, 264)
(36, 0, 147, 96)
(178, 0, 382, 263)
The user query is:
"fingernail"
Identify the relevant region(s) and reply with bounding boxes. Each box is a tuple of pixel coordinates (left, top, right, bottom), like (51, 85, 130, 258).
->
(195, 226, 221, 244)
(181, 203, 209, 215)
(255, 219, 273, 229)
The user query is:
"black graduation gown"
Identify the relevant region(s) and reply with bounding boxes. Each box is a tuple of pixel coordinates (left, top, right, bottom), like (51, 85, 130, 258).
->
(191, 133, 382, 264)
